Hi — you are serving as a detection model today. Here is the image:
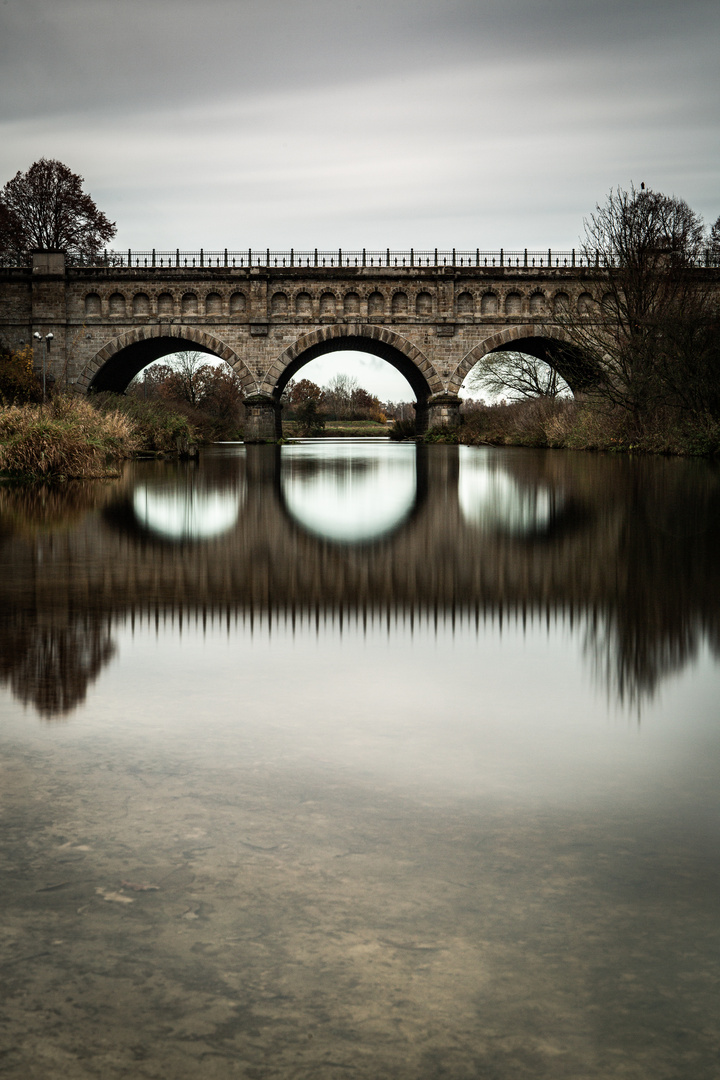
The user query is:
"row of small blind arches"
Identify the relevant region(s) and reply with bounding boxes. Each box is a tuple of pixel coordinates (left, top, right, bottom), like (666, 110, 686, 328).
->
(84, 289, 597, 318)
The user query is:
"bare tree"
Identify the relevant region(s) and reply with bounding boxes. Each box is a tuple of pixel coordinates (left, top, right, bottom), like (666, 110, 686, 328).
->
(709, 215, 720, 264)
(0, 159, 116, 260)
(323, 373, 359, 419)
(560, 184, 717, 421)
(465, 351, 571, 401)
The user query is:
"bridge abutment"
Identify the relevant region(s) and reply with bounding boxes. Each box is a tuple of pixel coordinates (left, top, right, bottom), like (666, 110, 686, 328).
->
(426, 393, 462, 431)
(243, 394, 282, 442)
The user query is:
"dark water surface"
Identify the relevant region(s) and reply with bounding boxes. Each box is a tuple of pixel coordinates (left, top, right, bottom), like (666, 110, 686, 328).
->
(1, 442, 719, 1079)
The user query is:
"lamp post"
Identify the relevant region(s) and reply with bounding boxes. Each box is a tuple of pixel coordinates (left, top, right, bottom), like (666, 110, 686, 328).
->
(32, 331, 53, 406)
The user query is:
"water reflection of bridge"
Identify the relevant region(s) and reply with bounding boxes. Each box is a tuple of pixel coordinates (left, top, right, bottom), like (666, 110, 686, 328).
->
(1, 444, 719, 713)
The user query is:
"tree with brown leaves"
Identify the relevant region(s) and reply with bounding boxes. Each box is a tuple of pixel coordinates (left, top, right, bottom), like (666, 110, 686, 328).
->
(0, 159, 116, 261)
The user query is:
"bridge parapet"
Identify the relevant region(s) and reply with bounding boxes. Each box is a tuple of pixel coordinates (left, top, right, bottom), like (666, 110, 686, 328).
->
(3, 247, 625, 271)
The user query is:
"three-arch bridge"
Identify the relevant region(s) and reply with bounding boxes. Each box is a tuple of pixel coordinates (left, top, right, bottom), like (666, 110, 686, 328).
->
(3, 248, 623, 436)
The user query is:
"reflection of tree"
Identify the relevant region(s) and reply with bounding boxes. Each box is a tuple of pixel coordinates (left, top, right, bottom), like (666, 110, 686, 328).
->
(581, 458, 720, 707)
(0, 480, 120, 536)
(585, 613, 700, 708)
(0, 616, 115, 719)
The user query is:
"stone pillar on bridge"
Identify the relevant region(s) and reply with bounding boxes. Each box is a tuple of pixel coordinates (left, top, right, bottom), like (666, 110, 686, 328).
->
(31, 250, 67, 390)
(243, 394, 282, 442)
(425, 392, 462, 431)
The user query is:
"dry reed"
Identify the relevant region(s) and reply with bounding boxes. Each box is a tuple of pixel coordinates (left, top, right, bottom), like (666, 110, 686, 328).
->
(0, 396, 142, 479)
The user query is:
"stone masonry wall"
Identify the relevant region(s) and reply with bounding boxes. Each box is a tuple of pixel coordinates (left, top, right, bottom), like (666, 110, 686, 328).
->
(0, 257, 613, 401)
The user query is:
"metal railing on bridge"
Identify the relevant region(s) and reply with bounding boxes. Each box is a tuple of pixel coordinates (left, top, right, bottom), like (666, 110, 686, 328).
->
(73, 247, 616, 270)
(2, 248, 719, 270)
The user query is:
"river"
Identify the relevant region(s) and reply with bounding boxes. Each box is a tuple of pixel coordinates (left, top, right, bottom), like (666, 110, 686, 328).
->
(1, 441, 719, 1079)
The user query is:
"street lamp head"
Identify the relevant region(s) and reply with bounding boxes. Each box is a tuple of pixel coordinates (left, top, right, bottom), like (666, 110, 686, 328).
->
(46, 333, 54, 340)
(33, 331, 42, 340)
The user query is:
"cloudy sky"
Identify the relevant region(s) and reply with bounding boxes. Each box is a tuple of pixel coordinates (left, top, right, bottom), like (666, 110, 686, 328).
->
(2, 0, 718, 397)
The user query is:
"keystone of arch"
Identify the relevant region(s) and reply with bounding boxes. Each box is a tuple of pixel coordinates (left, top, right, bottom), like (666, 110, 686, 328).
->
(447, 323, 576, 394)
(259, 322, 443, 397)
(77, 323, 258, 394)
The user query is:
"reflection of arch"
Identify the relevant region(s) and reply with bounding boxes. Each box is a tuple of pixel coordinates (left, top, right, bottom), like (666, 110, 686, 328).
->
(281, 443, 418, 545)
(133, 484, 244, 541)
(261, 323, 443, 402)
(80, 324, 257, 394)
(449, 325, 602, 395)
(459, 448, 564, 537)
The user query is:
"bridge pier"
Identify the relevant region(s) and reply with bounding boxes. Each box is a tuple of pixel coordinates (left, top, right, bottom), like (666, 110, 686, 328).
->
(425, 393, 462, 431)
(243, 394, 282, 442)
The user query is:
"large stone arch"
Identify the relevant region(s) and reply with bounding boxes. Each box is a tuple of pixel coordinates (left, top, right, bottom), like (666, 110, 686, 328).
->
(77, 323, 257, 395)
(449, 324, 602, 396)
(260, 322, 443, 402)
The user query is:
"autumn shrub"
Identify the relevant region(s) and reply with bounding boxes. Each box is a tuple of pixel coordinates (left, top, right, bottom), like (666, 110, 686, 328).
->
(0, 343, 42, 404)
(459, 398, 568, 447)
(0, 396, 141, 478)
(91, 393, 198, 452)
(460, 398, 720, 456)
(388, 417, 418, 440)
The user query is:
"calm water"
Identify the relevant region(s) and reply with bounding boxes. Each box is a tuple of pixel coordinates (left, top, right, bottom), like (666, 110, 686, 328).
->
(1, 442, 719, 1080)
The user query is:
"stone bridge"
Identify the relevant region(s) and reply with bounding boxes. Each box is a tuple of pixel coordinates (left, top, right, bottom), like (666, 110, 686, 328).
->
(2, 248, 615, 437)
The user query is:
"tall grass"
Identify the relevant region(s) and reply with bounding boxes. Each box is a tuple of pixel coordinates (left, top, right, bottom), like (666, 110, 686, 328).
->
(91, 393, 198, 452)
(458, 398, 720, 456)
(0, 396, 142, 479)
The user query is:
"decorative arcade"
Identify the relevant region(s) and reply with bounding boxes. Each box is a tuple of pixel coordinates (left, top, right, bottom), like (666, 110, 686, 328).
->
(0, 247, 674, 437)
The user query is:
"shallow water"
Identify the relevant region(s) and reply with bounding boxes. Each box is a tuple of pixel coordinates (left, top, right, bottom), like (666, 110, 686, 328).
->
(1, 442, 719, 1079)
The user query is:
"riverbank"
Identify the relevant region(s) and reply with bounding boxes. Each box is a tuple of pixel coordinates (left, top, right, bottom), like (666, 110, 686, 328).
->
(0, 396, 198, 480)
(424, 399, 720, 456)
(283, 419, 390, 438)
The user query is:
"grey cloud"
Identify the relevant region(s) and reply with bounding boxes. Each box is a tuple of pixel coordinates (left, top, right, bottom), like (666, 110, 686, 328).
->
(2, 0, 718, 122)
(0, 0, 717, 250)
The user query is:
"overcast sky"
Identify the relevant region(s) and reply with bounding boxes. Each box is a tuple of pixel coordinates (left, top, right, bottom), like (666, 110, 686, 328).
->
(2, 0, 718, 397)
